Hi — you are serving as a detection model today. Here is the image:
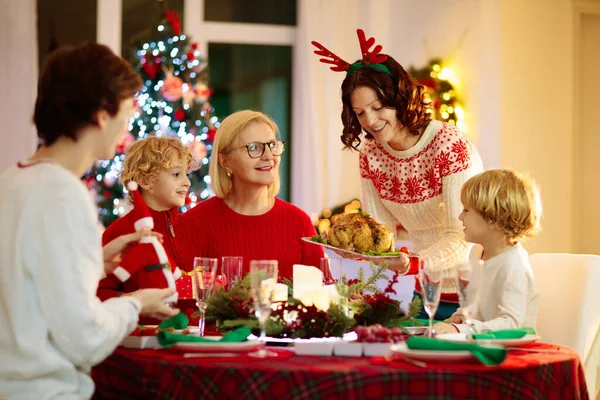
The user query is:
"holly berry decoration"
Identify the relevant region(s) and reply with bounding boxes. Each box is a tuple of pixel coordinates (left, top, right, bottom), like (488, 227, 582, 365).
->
(354, 324, 408, 343)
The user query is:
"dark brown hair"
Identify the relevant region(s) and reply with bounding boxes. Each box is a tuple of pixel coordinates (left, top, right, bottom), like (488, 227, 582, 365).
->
(340, 54, 431, 150)
(33, 43, 142, 145)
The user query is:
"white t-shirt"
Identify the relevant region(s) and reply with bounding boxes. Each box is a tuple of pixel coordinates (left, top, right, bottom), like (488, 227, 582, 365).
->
(0, 160, 141, 399)
(455, 243, 539, 332)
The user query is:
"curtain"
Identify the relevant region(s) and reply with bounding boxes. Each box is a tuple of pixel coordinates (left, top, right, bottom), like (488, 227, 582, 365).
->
(0, 0, 38, 173)
(291, 0, 394, 217)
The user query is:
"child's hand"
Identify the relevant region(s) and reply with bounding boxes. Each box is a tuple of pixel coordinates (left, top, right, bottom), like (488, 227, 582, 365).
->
(444, 315, 464, 324)
(427, 322, 459, 336)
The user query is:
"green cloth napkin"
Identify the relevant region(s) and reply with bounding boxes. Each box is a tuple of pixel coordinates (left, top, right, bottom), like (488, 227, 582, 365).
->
(158, 312, 189, 330)
(473, 327, 536, 340)
(157, 326, 252, 348)
(407, 336, 507, 366)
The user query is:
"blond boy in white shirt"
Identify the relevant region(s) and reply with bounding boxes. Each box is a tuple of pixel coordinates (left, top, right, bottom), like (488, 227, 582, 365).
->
(434, 169, 542, 334)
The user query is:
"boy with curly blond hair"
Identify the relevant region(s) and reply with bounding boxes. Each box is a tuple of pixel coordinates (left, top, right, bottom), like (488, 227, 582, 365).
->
(434, 169, 542, 334)
(98, 136, 195, 302)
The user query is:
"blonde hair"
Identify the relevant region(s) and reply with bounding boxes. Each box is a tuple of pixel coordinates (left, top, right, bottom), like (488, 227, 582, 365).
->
(120, 136, 194, 190)
(209, 110, 281, 198)
(461, 169, 542, 245)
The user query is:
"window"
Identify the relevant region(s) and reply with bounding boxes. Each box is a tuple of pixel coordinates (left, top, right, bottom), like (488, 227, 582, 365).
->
(37, 0, 97, 68)
(204, 0, 296, 25)
(209, 43, 292, 200)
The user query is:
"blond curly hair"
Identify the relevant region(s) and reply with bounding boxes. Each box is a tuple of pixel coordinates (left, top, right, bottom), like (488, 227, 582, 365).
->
(461, 169, 542, 245)
(120, 136, 194, 191)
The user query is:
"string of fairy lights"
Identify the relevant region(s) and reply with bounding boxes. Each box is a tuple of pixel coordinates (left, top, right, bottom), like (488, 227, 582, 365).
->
(86, 14, 219, 227)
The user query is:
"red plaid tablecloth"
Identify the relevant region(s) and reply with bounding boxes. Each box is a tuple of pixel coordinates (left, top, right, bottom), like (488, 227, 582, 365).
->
(92, 343, 588, 400)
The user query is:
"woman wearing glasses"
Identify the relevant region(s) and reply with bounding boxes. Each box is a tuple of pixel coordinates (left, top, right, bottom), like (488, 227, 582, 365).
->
(178, 110, 324, 279)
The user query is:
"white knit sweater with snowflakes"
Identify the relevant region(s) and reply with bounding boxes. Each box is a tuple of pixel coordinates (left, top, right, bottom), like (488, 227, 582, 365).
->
(359, 120, 484, 295)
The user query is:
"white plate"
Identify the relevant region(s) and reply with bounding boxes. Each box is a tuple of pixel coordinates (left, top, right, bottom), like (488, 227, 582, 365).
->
(301, 237, 404, 261)
(171, 337, 265, 353)
(136, 325, 200, 335)
(436, 333, 541, 347)
(403, 326, 427, 336)
(390, 342, 474, 362)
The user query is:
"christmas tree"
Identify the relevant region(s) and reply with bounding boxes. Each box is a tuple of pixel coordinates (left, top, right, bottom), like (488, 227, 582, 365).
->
(84, 8, 218, 227)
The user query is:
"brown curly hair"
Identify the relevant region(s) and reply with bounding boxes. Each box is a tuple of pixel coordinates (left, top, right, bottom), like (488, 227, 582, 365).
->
(461, 169, 542, 245)
(120, 136, 194, 192)
(340, 54, 431, 150)
(34, 43, 142, 145)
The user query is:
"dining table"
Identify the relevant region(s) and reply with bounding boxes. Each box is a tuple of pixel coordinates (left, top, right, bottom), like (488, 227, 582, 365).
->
(91, 341, 588, 400)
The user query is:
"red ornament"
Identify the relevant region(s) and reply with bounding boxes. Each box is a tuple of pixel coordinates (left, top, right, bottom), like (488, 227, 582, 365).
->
(190, 43, 198, 50)
(214, 274, 227, 290)
(174, 109, 186, 121)
(165, 10, 181, 35)
(185, 195, 192, 205)
(206, 128, 217, 142)
(103, 190, 112, 199)
(186, 51, 195, 60)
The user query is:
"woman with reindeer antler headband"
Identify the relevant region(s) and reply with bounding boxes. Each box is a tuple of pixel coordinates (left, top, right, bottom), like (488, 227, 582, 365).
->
(312, 29, 484, 320)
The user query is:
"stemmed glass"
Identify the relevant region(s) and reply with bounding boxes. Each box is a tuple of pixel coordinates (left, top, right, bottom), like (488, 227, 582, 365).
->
(222, 256, 243, 289)
(192, 257, 218, 336)
(320, 257, 342, 285)
(249, 260, 278, 358)
(418, 260, 442, 338)
(453, 260, 484, 340)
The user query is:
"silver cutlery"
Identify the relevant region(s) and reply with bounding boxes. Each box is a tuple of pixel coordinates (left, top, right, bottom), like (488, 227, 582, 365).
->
(506, 347, 559, 353)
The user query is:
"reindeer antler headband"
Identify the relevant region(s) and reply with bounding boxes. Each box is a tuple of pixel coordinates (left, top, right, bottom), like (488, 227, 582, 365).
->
(311, 29, 391, 76)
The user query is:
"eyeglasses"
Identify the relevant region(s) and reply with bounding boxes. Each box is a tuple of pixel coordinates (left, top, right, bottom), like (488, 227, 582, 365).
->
(239, 140, 285, 159)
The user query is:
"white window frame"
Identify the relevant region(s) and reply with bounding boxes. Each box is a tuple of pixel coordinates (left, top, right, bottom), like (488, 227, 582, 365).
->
(97, 0, 296, 61)
(184, 0, 295, 56)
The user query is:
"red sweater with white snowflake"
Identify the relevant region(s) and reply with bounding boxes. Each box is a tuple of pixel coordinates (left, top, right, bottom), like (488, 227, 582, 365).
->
(177, 197, 324, 280)
(359, 120, 483, 300)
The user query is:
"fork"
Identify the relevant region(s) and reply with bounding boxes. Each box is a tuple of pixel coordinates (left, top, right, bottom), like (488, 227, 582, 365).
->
(506, 347, 560, 354)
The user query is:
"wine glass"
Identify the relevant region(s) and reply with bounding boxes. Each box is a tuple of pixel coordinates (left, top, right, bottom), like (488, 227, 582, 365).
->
(192, 257, 218, 336)
(222, 256, 243, 289)
(418, 260, 442, 338)
(453, 260, 484, 340)
(320, 257, 342, 285)
(249, 260, 278, 358)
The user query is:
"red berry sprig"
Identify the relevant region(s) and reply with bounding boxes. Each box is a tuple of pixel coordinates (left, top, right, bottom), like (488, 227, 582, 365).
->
(354, 324, 408, 343)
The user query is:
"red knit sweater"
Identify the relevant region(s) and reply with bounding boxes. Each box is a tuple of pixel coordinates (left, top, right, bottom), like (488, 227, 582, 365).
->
(177, 197, 324, 280)
(97, 207, 186, 301)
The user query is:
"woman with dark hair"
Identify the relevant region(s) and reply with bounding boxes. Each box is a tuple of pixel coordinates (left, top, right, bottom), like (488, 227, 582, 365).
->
(313, 30, 484, 319)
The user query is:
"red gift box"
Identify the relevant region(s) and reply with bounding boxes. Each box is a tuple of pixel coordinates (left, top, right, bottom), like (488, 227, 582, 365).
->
(176, 275, 193, 299)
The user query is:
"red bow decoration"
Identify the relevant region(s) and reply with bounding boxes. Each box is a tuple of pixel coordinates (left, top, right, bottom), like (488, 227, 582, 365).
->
(165, 10, 181, 35)
(311, 29, 387, 71)
(141, 56, 159, 80)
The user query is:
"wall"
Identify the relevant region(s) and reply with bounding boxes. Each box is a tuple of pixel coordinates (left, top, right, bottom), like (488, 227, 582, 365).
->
(0, 0, 38, 173)
(499, 0, 574, 253)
